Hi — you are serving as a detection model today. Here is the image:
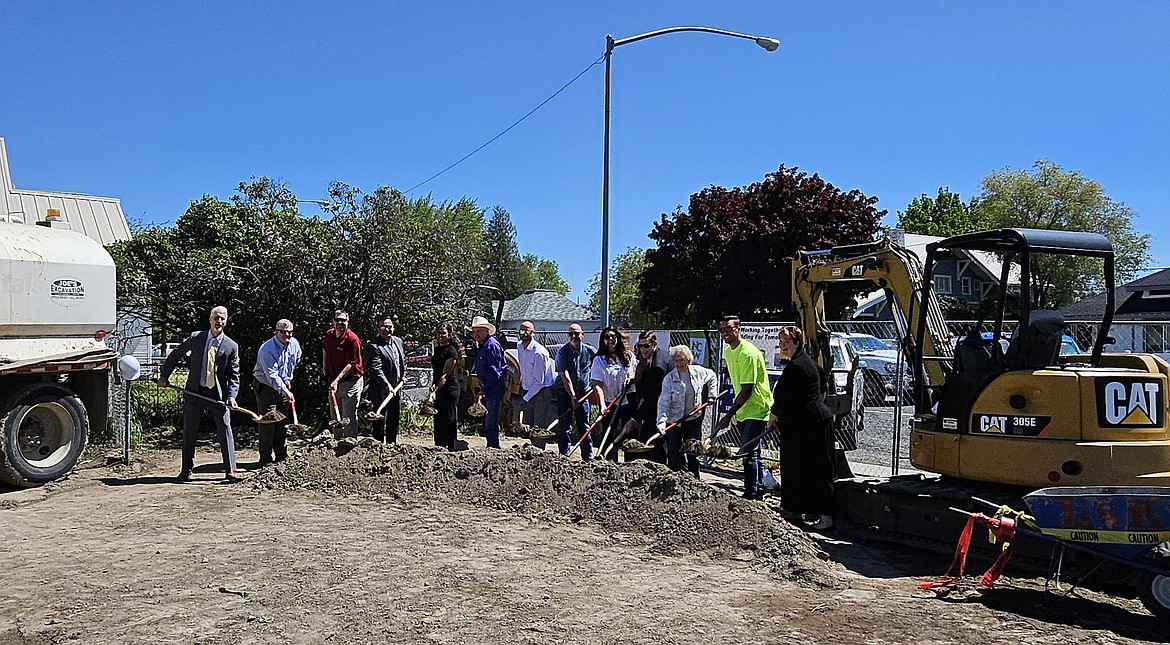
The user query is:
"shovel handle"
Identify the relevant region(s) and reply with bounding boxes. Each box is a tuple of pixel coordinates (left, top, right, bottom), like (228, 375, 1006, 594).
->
(290, 399, 300, 426)
(374, 388, 397, 417)
(567, 385, 630, 456)
(648, 399, 717, 445)
(164, 384, 261, 421)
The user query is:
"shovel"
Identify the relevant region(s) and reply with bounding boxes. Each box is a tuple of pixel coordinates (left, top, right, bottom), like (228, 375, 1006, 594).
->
(640, 398, 718, 451)
(287, 399, 311, 435)
(328, 391, 346, 431)
(467, 394, 487, 417)
(601, 419, 641, 459)
(567, 392, 626, 458)
(725, 426, 775, 459)
(365, 380, 406, 422)
(529, 391, 591, 442)
(592, 380, 636, 459)
(164, 384, 263, 422)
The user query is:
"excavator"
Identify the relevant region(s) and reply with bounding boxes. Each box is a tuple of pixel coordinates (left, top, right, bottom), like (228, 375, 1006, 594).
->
(790, 228, 1170, 577)
(792, 227, 1170, 490)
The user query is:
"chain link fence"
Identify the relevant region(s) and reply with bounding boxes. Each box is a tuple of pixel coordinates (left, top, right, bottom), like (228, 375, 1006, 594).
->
(104, 321, 1170, 460)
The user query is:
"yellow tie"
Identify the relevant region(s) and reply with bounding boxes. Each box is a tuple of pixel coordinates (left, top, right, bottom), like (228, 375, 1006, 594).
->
(204, 338, 216, 389)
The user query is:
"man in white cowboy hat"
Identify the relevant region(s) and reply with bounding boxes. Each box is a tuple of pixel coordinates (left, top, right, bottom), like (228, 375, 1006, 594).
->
(470, 315, 507, 449)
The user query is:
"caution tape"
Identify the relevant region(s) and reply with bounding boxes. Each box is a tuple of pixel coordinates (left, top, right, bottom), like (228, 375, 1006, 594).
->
(1038, 528, 1170, 546)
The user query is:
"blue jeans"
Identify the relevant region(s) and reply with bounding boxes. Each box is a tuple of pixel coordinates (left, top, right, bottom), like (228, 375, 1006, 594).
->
(555, 389, 592, 460)
(740, 418, 766, 496)
(484, 387, 504, 449)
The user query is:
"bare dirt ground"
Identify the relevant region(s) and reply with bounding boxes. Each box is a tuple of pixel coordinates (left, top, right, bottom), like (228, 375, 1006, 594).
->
(1, 429, 1167, 645)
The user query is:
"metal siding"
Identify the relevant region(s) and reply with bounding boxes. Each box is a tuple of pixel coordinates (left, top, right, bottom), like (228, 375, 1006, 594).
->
(1, 137, 130, 245)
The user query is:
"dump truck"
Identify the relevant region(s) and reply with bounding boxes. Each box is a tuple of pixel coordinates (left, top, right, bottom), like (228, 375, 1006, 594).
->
(0, 137, 127, 486)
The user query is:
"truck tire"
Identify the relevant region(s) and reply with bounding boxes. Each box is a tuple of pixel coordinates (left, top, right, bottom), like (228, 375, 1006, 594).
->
(0, 384, 89, 487)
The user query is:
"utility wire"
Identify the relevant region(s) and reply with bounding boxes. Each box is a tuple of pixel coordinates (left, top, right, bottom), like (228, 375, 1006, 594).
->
(405, 54, 605, 194)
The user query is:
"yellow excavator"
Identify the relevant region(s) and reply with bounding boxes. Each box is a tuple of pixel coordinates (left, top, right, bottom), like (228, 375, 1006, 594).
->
(792, 228, 1170, 489)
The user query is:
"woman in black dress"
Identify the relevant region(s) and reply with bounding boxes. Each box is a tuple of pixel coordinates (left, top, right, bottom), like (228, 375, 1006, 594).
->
(428, 323, 463, 449)
(769, 325, 836, 530)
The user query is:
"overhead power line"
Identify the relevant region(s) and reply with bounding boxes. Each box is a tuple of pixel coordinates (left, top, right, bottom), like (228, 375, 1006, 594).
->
(405, 54, 605, 194)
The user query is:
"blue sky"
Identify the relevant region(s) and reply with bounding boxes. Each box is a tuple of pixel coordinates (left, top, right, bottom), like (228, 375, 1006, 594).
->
(2, 3, 1167, 304)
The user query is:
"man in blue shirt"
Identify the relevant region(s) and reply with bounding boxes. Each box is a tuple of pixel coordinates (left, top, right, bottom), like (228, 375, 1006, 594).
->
(253, 318, 302, 466)
(471, 316, 506, 449)
(553, 322, 596, 460)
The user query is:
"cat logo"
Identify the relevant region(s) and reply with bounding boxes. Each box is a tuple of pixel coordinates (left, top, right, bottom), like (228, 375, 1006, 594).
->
(1096, 377, 1164, 428)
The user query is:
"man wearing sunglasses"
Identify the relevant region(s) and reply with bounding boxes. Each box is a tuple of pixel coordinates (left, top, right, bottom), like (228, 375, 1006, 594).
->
(366, 317, 407, 444)
(323, 309, 364, 438)
(253, 318, 301, 465)
(553, 322, 596, 459)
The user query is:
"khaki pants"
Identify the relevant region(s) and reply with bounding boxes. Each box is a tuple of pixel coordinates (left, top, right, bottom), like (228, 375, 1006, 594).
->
(334, 376, 363, 438)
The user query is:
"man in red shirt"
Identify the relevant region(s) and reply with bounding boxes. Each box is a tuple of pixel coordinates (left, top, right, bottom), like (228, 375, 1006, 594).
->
(323, 309, 364, 438)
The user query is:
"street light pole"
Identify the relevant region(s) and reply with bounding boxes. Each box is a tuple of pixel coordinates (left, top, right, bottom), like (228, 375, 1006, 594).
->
(600, 26, 779, 328)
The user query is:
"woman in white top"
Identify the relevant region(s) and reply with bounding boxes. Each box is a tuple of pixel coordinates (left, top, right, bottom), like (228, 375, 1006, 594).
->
(656, 344, 718, 477)
(590, 326, 635, 461)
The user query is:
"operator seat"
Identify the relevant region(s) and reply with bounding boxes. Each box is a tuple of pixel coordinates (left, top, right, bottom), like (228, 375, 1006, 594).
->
(1004, 310, 1066, 371)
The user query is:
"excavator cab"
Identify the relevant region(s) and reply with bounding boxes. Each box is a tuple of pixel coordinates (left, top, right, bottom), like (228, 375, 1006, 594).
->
(911, 228, 1170, 487)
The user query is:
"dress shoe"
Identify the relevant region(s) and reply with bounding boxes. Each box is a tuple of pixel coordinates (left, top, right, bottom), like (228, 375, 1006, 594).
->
(176, 470, 192, 482)
(224, 471, 246, 483)
(741, 491, 763, 501)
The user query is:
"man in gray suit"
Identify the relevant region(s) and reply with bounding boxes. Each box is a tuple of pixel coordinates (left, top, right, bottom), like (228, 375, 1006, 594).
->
(157, 305, 243, 482)
(366, 317, 407, 444)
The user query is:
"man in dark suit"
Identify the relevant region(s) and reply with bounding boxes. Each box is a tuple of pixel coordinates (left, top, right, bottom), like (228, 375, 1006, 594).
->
(157, 305, 243, 482)
(366, 317, 407, 444)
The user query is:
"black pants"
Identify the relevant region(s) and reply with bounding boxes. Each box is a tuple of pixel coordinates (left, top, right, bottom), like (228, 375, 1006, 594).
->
(369, 383, 402, 444)
(434, 386, 459, 449)
(253, 381, 289, 465)
(665, 416, 703, 478)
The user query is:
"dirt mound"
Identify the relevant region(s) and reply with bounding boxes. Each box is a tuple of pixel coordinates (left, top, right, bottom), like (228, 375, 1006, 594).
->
(253, 437, 840, 587)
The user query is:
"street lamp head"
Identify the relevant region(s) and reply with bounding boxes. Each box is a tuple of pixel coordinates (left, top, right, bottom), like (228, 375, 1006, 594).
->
(755, 37, 780, 52)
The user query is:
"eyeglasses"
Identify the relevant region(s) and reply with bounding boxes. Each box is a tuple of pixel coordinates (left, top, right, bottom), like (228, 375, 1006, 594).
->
(276, 329, 294, 335)
(635, 343, 651, 349)
(334, 318, 349, 324)
(601, 335, 617, 341)
(378, 325, 391, 330)
(567, 331, 583, 337)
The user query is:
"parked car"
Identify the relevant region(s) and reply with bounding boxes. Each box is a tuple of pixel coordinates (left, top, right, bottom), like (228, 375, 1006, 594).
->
(837, 332, 913, 406)
(980, 332, 1085, 357)
(404, 342, 433, 368)
(151, 342, 181, 359)
(764, 333, 865, 450)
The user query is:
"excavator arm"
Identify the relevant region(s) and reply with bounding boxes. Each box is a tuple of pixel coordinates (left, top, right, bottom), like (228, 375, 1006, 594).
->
(791, 239, 954, 404)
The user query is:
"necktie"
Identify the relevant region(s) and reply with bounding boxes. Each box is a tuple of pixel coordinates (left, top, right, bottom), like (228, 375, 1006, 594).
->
(204, 337, 216, 389)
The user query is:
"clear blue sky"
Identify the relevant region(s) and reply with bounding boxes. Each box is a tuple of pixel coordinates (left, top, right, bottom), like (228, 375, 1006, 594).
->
(2, 3, 1167, 304)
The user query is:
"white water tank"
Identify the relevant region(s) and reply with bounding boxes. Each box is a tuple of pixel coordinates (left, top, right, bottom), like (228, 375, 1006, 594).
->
(0, 221, 116, 338)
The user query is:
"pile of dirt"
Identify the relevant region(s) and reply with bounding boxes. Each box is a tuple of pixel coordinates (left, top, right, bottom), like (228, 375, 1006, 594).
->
(253, 435, 841, 588)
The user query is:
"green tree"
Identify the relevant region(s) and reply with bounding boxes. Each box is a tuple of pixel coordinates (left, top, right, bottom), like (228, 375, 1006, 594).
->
(973, 159, 1151, 309)
(481, 206, 528, 299)
(520, 253, 570, 295)
(642, 165, 884, 325)
(586, 246, 660, 328)
(896, 187, 988, 236)
(108, 177, 489, 422)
